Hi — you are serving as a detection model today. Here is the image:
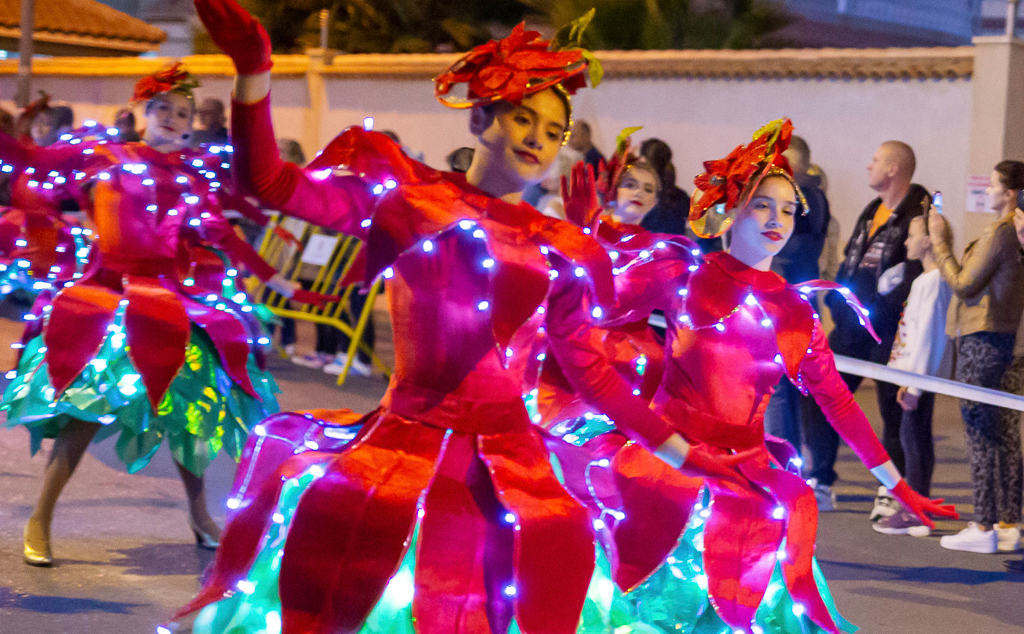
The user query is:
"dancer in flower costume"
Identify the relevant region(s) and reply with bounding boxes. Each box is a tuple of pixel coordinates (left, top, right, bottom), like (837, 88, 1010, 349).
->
(543, 121, 959, 634)
(0, 64, 327, 567)
(171, 3, 749, 634)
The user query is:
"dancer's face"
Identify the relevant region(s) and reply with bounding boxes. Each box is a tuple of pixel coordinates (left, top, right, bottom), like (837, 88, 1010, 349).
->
(615, 166, 659, 220)
(144, 92, 195, 149)
(729, 175, 798, 261)
(476, 89, 568, 186)
(30, 111, 61, 147)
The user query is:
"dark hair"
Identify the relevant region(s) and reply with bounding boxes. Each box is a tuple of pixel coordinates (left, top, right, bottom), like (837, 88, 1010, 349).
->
(788, 135, 811, 167)
(39, 105, 74, 130)
(995, 159, 1024, 191)
(447, 147, 474, 173)
(278, 138, 306, 166)
(0, 108, 14, 136)
(639, 138, 677, 190)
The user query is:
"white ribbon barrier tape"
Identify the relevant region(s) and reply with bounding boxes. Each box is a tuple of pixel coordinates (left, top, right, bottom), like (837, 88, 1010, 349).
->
(647, 313, 1024, 413)
(832, 355, 1024, 413)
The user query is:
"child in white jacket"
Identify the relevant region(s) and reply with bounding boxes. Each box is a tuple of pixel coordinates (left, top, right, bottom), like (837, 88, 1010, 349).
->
(874, 215, 952, 537)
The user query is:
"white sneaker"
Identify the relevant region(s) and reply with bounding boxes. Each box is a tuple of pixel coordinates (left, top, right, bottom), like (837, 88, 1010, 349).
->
(939, 523, 998, 554)
(323, 353, 373, 377)
(997, 525, 1022, 552)
(283, 344, 296, 356)
(870, 486, 899, 522)
(806, 478, 836, 512)
(291, 352, 333, 369)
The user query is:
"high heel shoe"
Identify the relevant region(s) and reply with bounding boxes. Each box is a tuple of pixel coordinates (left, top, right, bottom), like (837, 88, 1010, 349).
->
(188, 519, 221, 550)
(23, 521, 53, 567)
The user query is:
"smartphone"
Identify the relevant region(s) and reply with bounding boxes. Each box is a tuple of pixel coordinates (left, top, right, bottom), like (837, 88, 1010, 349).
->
(932, 191, 943, 214)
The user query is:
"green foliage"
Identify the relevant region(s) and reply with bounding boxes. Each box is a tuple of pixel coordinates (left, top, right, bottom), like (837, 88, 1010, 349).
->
(543, 0, 789, 50)
(192, 0, 789, 54)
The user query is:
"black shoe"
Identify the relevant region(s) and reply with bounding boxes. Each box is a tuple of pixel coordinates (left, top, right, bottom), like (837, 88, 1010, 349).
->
(1005, 558, 1024, 574)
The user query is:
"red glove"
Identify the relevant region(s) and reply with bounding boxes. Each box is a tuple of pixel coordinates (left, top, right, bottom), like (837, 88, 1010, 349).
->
(194, 0, 273, 75)
(891, 479, 958, 529)
(560, 161, 601, 234)
(681, 445, 757, 485)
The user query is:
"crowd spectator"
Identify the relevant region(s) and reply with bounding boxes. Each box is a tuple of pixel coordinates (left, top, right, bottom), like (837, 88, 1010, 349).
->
(534, 146, 584, 220)
(567, 120, 604, 172)
(930, 160, 1024, 554)
(608, 160, 660, 224)
(872, 215, 952, 537)
(763, 135, 831, 452)
(190, 98, 229, 147)
(0, 108, 14, 136)
(803, 140, 928, 512)
(1003, 205, 1024, 573)
(638, 137, 721, 253)
(29, 105, 74, 147)
(447, 147, 474, 173)
(114, 108, 141, 142)
(0, 108, 13, 206)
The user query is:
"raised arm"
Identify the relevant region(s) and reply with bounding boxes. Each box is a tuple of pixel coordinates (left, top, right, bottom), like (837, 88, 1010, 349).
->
(0, 129, 85, 176)
(800, 319, 957, 527)
(930, 210, 1015, 298)
(194, 0, 369, 235)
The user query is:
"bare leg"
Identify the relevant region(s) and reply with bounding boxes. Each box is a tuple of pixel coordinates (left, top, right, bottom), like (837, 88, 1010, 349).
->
(25, 420, 101, 561)
(175, 462, 222, 545)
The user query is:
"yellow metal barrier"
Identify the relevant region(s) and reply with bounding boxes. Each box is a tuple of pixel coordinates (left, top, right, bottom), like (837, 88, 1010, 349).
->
(247, 214, 390, 385)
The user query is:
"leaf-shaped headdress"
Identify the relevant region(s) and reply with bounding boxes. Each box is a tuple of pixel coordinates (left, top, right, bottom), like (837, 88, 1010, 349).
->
(596, 126, 642, 202)
(689, 118, 807, 238)
(131, 62, 201, 105)
(434, 11, 603, 115)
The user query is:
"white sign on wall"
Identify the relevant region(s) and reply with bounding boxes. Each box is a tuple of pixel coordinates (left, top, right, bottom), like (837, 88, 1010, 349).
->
(300, 234, 339, 266)
(965, 174, 992, 213)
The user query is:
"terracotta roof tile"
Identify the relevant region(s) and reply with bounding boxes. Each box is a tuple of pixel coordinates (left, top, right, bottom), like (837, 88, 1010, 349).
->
(0, 0, 165, 46)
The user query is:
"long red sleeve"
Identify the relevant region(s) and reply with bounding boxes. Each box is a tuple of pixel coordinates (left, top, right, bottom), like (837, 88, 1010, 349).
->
(0, 130, 87, 175)
(800, 320, 890, 469)
(231, 96, 371, 235)
(544, 258, 675, 452)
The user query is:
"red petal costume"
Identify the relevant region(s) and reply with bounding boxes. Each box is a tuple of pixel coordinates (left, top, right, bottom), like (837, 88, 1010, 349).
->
(540, 122, 914, 634)
(175, 23, 686, 634)
(0, 91, 291, 474)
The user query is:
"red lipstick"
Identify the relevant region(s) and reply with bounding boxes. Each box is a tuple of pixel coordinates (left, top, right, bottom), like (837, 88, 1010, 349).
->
(762, 230, 784, 242)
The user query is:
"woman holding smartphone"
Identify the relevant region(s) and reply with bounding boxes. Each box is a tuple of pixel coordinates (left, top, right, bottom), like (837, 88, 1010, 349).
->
(928, 160, 1024, 554)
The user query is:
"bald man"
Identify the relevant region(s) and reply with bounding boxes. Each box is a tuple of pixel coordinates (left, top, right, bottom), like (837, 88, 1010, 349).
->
(802, 140, 931, 516)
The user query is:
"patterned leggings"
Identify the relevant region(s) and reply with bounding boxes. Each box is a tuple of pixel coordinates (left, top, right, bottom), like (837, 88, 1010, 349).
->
(956, 332, 1022, 525)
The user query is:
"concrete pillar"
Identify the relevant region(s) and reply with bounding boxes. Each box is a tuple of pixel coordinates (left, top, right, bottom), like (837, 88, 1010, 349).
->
(305, 51, 331, 157)
(965, 34, 1024, 242)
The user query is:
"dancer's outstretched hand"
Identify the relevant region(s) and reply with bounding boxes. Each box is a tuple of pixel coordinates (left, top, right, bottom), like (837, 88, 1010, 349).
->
(194, 0, 273, 75)
(561, 161, 601, 233)
(891, 479, 958, 529)
(682, 445, 757, 485)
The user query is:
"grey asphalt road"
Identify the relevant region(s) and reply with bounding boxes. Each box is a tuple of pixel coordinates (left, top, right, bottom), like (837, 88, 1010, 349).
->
(0, 311, 1021, 634)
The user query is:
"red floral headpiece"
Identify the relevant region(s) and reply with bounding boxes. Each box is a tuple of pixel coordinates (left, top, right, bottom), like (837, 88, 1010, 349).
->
(689, 118, 806, 238)
(434, 12, 602, 110)
(131, 62, 200, 105)
(596, 126, 642, 202)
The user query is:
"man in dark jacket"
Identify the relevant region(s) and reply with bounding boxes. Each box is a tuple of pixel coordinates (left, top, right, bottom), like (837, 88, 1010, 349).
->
(802, 141, 929, 514)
